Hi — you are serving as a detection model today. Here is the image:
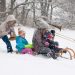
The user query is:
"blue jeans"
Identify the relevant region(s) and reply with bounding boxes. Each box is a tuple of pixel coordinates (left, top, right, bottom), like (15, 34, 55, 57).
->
(2, 35, 13, 52)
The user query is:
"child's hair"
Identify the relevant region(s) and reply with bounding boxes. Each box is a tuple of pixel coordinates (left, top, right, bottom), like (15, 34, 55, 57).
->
(18, 28, 25, 35)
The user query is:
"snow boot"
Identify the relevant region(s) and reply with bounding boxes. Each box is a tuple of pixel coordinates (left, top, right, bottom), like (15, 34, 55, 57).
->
(7, 48, 13, 53)
(47, 51, 57, 59)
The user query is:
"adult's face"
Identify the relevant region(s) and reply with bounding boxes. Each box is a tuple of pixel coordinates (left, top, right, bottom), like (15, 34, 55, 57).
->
(41, 28, 47, 35)
(7, 20, 16, 27)
(38, 28, 47, 39)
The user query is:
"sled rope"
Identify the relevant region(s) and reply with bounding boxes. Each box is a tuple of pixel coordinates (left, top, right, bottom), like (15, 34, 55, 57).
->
(56, 33, 75, 43)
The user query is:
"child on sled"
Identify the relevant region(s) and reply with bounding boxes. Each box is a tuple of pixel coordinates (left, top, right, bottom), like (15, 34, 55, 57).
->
(16, 29, 33, 54)
(44, 30, 62, 53)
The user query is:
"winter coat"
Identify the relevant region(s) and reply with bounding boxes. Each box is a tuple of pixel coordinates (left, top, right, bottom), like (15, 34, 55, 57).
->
(32, 29, 43, 52)
(32, 29, 51, 54)
(16, 36, 28, 52)
(0, 15, 16, 37)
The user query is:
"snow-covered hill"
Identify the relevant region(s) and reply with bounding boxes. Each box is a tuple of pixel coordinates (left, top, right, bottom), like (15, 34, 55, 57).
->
(0, 26, 75, 75)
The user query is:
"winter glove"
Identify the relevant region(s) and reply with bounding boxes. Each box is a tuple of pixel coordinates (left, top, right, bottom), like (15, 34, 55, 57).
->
(25, 44, 33, 48)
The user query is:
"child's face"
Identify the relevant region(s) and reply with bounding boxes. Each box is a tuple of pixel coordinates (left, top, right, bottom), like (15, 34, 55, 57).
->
(48, 34, 54, 40)
(20, 31, 25, 38)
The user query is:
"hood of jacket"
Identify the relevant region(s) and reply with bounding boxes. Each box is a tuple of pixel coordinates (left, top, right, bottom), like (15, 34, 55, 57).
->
(0, 15, 16, 37)
(35, 17, 50, 29)
(5, 15, 16, 23)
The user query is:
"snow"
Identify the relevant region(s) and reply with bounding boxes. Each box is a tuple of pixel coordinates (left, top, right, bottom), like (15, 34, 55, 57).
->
(0, 26, 75, 75)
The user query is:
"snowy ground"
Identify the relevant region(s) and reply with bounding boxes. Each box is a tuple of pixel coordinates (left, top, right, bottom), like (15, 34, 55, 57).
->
(0, 26, 75, 75)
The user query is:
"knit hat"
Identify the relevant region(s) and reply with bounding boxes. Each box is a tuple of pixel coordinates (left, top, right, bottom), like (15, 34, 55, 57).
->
(50, 30, 55, 36)
(18, 28, 25, 35)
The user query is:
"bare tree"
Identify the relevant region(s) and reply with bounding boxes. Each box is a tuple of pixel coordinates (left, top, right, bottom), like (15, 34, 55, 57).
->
(0, 0, 6, 23)
(0, 0, 75, 29)
(9, 0, 16, 14)
(0, 0, 6, 12)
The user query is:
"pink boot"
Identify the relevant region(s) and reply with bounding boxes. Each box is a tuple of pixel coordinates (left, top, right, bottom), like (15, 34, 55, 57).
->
(21, 48, 32, 54)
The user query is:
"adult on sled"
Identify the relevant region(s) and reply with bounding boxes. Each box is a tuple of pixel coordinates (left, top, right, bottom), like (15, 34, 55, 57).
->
(0, 15, 16, 53)
(32, 17, 57, 59)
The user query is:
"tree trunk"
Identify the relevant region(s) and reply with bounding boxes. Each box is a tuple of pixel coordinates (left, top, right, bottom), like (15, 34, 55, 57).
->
(33, 0, 35, 21)
(0, 0, 6, 22)
(50, 4, 53, 23)
(9, 0, 16, 14)
(0, 0, 6, 12)
(41, 0, 52, 17)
